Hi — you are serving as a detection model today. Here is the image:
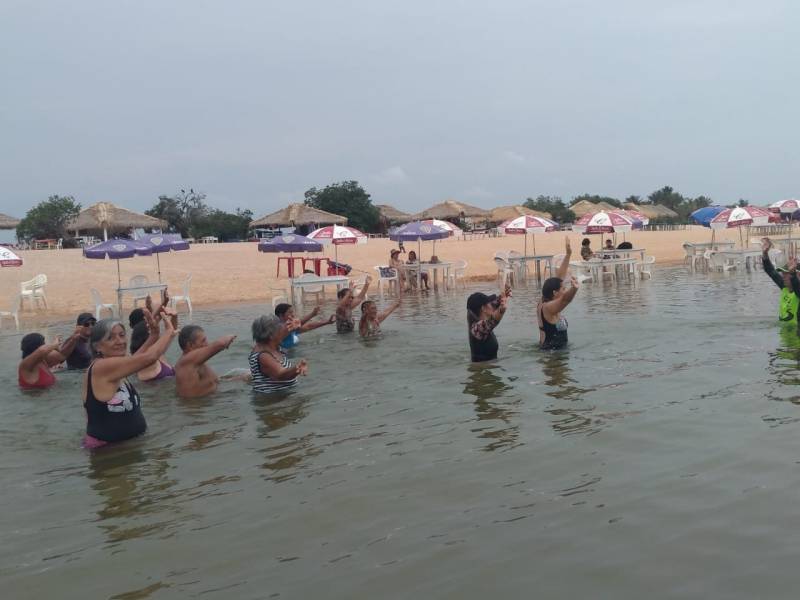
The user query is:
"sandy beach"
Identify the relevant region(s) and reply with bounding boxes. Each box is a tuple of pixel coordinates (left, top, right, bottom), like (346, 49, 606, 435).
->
(0, 226, 747, 321)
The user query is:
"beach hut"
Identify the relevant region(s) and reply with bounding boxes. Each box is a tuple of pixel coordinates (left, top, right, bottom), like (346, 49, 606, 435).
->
(490, 205, 552, 223)
(376, 204, 413, 224)
(624, 203, 679, 219)
(569, 200, 620, 217)
(69, 202, 167, 241)
(249, 203, 347, 230)
(413, 199, 490, 221)
(0, 213, 20, 230)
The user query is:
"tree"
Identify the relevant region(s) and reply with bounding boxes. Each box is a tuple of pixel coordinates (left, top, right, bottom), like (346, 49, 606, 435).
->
(625, 195, 641, 205)
(16, 195, 81, 242)
(523, 195, 575, 223)
(646, 186, 685, 210)
(304, 181, 380, 232)
(146, 188, 209, 236)
(192, 208, 253, 241)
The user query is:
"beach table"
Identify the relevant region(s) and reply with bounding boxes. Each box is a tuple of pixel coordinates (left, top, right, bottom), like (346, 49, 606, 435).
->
(599, 248, 646, 262)
(715, 249, 763, 271)
(570, 258, 639, 282)
(400, 261, 453, 291)
(116, 283, 167, 313)
(506, 254, 555, 281)
(290, 275, 349, 304)
(34, 239, 57, 250)
(200, 236, 218, 244)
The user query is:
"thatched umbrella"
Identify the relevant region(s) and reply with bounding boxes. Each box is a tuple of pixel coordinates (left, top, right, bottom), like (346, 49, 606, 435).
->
(250, 203, 347, 228)
(376, 204, 413, 224)
(0, 213, 20, 230)
(69, 202, 167, 241)
(413, 199, 489, 220)
(569, 200, 620, 217)
(490, 205, 551, 223)
(624, 203, 679, 219)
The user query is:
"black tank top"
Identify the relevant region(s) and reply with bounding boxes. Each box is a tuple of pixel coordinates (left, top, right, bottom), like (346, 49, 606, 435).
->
(539, 305, 569, 350)
(84, 364, 147, 442)
(469, 323, 499, 362)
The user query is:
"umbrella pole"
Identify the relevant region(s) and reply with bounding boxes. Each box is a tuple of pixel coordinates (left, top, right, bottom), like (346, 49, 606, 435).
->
(156, 253, 162, 283)
(418, 238, 422, 289)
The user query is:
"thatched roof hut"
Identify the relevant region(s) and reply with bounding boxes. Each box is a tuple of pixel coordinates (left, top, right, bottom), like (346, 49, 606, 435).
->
(625, 203, 679, 218)
(0, 213, 20, 230)
(376, 204, 413, 223)
(569, 200, 619, 217)
(250, 203, 347, 228)
(413, 199, 490, 220)
(490, 205, 552, 223)
(69, 202, 166, 239)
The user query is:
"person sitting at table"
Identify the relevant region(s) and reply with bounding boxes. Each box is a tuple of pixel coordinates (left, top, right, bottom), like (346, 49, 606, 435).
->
(174, 325, 238, 398)
(83, 309, 177, 447)
(275, 303, 335, 349)
(19, 330, 81, 390)
(359, 298, 402, 338)
(538, 238, 578, 350)
(129, 305, 179, 382)
(390, 249, 406, 288)
(762, 237, 800, 323)
(467, 285, 511, 362)
(602, 238, 618, 259)
(604, 239, 614, 251)
(406, 250, 430, 290)
(336, 275, 372, 333)
(250, 315, 308, 393)
(62, 312, 96, 370)
(580, 238, 593, 261)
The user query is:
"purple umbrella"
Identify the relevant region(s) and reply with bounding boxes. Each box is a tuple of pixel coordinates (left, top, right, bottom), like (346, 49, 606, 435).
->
(138, 233, 190, 282)
(84, 238, 153, 288)
(258, 234, 323, 253)
(389, 221, 451, 288)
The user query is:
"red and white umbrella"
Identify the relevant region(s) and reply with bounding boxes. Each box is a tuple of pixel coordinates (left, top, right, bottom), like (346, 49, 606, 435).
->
(307, 225, 367, 264)
(572, 211, 639, 234)
(420, 219, 463, 238)
(0, 246, 22, 267)
(500, 215, 558, 255)
(709, 206, 771, 229)
(620, 209, 649, 226)
(769, 199, 800, 215)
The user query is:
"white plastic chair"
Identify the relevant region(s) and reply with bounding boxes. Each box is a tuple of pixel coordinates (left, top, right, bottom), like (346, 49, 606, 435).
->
(682, 243, 694, 267)
(640, 255, 655, 279)
(574, 263, 593, 284)
(494, 257, 515, 288)
(374, 266, 399, 299)
(0, 294, 21, 331)
(269, 285, 288, 309)
(20, 274, 48, 310)
(129, 275, 150, 307)
(448, 259, 468, 289)
(170, 275, 193, 316)
(294, 273, 324, 304)
(56, 238, 63, 250)
(90, 288, 116, 319)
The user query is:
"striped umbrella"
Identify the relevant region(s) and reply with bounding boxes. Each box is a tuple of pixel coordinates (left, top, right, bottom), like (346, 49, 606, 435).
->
(572, 211, 640, 234)
(499, 215, 558, 255)
(710, 206, 772, 248)
(769, 199, 800, 215)
(0, 246, 22, 267)
(307, 225, 367, 264)
(420, 219, 463, 238)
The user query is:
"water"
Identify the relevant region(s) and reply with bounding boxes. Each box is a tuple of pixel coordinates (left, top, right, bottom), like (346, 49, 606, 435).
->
(3, 266, 800, 599)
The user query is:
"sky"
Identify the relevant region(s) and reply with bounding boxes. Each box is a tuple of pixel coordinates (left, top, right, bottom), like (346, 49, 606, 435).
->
(1, 0, 799, 222)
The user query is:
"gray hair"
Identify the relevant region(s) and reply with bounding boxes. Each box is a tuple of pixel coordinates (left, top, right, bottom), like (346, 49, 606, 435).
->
(90, 318, 124, 356)
(252, 315, 283, 344)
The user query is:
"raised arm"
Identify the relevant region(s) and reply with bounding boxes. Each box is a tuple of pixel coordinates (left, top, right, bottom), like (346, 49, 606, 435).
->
(21, 341, 62, 372)
(300, 314, 336, 333)
(180, 335, 237, 367)
(258, 354, 308, 380)
(49, 330, 82, 366)
(350, 276, 373, 308)
(377, 299, 401, 324)
(762, 238, 784, 289)
(543, 277, 579, 318)
(300, 306, 321, 326)
(557, 238, 572, 280)
(93, 318, 178, 382)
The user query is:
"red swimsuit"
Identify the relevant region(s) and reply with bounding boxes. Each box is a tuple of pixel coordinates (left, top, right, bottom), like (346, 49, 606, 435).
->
(18, 365, 56, 390)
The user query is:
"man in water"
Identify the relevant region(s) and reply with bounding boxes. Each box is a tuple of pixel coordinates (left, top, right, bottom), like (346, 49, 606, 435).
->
(61, 312, 96, 370)
(762, 237, 800, 323)
(174, 325, 237, 398)
(274, 303, 334, 349)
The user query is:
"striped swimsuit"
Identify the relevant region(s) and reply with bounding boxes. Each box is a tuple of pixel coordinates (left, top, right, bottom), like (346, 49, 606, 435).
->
(248, 350, 297, 394)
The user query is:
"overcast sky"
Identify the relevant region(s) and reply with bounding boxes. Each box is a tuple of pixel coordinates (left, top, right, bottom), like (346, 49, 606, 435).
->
(1, 0, 798, 220)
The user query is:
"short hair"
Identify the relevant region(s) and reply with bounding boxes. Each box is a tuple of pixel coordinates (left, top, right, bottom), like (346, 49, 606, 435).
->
(128, 308, 145, 328)
(337, 288, 350, 299)
(252, 315, 283, 344)
(178, 325, 204, 351)
(21, 333, 45, 358)
(274, 303, 292, 318)
(90, 319, 125, 357)
(360, 300, 374, 313)
(542, 277, 563, 301)
(581, 238, 591, 246)
(129, 321, 150, 354)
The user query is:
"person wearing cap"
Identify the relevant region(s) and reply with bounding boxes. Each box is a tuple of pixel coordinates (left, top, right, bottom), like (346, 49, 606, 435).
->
(762, 237, 800, 323)
(63, 313, 97, 370)
(467, 286, 511, 362)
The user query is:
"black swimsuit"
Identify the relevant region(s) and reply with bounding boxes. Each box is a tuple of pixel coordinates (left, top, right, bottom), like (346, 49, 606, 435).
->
(539, 305, 568, 350)
(84, 364, 147, 442)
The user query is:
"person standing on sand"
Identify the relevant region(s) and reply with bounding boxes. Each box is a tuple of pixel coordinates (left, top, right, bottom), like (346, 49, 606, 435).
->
(174, 325, 237, 398)
(762, 237, 800, 323)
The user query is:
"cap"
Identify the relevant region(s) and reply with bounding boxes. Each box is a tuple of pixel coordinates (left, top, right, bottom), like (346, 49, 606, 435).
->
(467, 292, 498, 315)
(76, 312, 96, 326)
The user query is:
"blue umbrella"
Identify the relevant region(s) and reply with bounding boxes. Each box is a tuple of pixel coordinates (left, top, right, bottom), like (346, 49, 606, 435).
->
(690, 206, 725, 227)
(84, 238, 153, 288)
(137, 233, 190, 282)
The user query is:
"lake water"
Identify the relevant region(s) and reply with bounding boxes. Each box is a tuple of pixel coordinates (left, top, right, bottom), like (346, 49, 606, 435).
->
(3, 266, 800, 599)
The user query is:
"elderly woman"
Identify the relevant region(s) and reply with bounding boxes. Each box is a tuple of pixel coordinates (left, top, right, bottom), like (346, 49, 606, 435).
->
(249, 315, 308, 393)
(83, 309, 176, 448)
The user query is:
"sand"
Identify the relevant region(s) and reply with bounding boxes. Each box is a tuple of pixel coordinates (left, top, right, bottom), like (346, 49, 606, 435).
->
(0, 227, 746, 321)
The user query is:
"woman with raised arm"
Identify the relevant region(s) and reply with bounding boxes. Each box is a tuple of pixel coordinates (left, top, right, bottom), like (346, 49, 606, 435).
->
(359, 298, 401, 338)
(18, 330, 81, 390)
(537, 238, 578, 350)
(467, 285, 512, 362)
(82, 309, 177, 448)
(250, 315, 308, 394)
(336, 275, 372, 333)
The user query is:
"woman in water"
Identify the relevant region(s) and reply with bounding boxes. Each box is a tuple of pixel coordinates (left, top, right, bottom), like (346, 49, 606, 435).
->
(129, 305, 179, 381)
(83, 309, 177, 448)
(467, 285, 511, 362)
(359, 298, 401, 338)
(538, 239, 578, 350)
(406, 250, 429, 290)
(18, 331, 80, 390)
(249, 315, 308, 393)
(336, 275, 372, 333)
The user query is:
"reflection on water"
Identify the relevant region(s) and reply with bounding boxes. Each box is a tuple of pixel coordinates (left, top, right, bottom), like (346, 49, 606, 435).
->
(462, 365, 520, 452)
(252, 394, 318, 482)
(537, 350, 599, 437)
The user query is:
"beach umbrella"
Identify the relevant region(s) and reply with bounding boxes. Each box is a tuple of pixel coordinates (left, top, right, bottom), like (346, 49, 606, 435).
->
(572, 211, 640, 234)
(769, 199, 800, 215)
(709, 206, 772, 248)
(499, 215, 558, 255)
(0, 246, 22, 267)
(389, 221, 450, 288)
(420, 218, 464, 239)
(307, 225, 367, 265)
(136, 233, 190, 282)
(83, 238, 153, 288)
(690, 206, 726, 226)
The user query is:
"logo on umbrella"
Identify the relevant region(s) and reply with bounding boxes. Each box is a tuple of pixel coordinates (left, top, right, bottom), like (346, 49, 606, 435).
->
(151, 236, 163, 245)
(420, 225, 432, 233)
(112, 244, 126, 251)
(281, 235, 296, 243)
